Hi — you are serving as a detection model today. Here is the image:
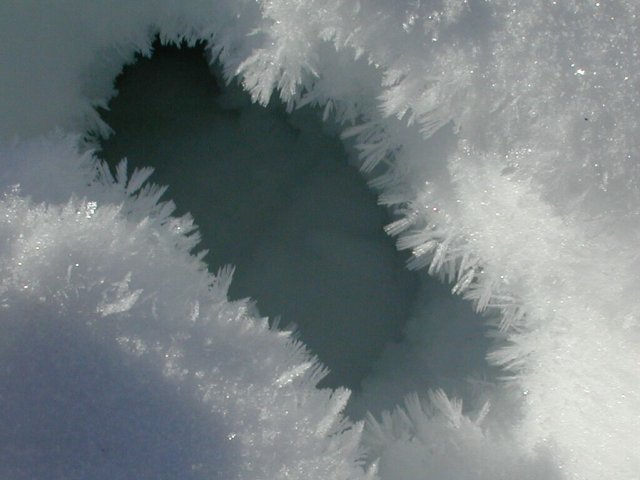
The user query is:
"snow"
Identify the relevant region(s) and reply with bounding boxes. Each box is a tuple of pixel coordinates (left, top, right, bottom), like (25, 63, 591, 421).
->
(1, 1, 640, 479)
(0, 144, 367, 479)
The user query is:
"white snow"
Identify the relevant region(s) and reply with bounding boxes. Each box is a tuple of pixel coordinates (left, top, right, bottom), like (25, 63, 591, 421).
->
(0, 143, 368, 479)
(1, 1, 640, 479)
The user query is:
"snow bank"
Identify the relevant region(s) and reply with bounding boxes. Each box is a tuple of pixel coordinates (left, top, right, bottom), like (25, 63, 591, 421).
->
(0, 134, 368, 479)
(1, 1, 639, 479)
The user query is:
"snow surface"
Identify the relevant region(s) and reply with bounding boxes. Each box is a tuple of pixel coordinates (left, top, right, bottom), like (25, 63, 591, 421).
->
(1, 1, 640, 479)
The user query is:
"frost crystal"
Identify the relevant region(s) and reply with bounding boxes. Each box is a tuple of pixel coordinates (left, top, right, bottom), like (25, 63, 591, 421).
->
(1, 1, 640, 479)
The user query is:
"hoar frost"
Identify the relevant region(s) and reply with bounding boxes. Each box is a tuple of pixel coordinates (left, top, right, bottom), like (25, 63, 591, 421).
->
(1, 1, 640, 479)
(0, 138, 369, 479)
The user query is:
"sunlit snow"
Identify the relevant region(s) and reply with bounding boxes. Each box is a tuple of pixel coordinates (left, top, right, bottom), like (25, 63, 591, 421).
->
(1, 1, 640, 479)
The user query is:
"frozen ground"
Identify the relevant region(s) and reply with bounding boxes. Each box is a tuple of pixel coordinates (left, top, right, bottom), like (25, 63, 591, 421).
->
(98, 41, 491, 407)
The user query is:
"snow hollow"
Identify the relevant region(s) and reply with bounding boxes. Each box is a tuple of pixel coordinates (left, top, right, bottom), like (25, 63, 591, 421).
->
(97, 39, 492, 416)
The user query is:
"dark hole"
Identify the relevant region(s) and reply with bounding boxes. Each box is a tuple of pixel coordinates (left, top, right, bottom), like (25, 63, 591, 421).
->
(96, 38, 420, 391)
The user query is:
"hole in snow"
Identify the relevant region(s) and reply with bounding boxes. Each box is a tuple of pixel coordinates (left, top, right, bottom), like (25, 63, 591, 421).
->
(96, 39, 494, 415)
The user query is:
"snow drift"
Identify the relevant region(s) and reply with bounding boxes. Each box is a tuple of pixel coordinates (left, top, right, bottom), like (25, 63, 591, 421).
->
(1, 1, 639, 479)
